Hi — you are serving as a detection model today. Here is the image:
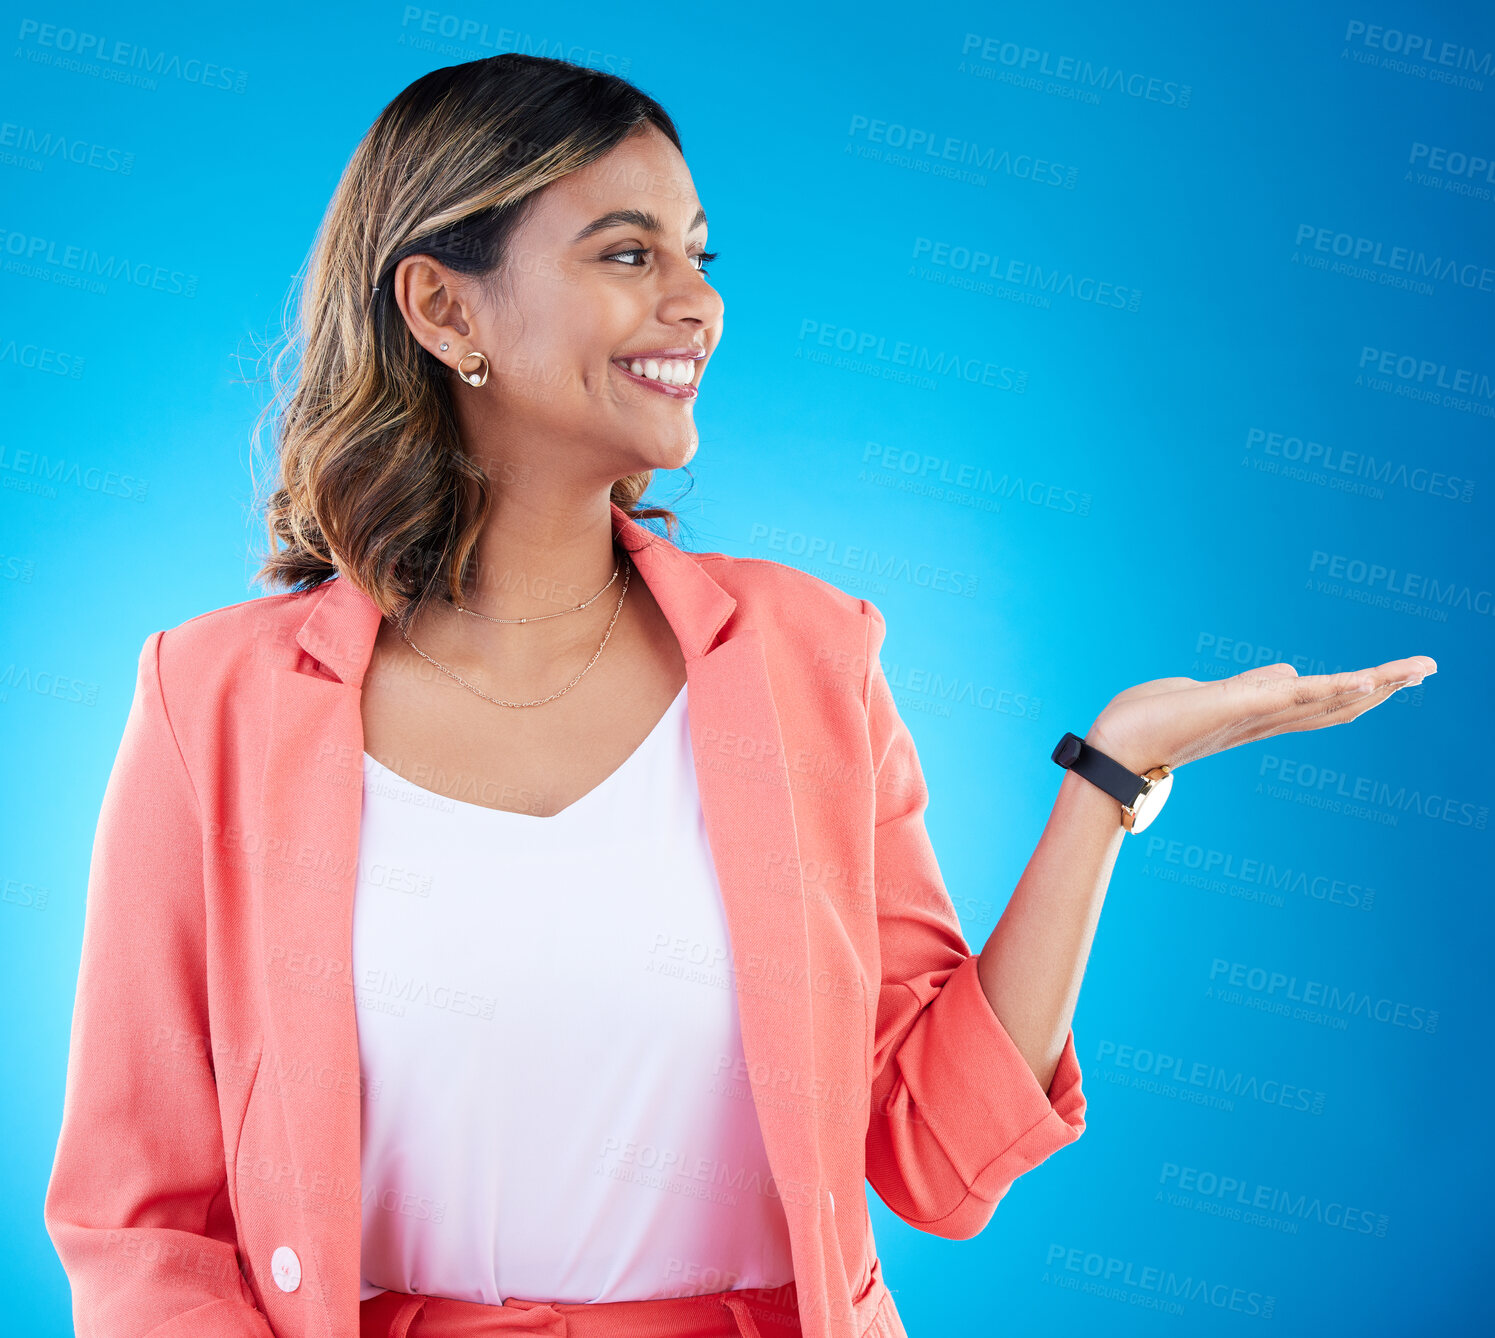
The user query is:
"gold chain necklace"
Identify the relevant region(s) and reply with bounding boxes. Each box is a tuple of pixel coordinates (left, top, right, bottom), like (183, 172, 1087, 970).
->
(445, 551, 624, 624)
(399, 556, 632, 709)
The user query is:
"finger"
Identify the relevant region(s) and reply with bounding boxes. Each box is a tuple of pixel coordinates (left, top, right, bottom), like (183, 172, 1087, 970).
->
(1377, 655, 1438, 681)
(1224, 666, 1378, 717)
(1116, 677, 1201, 701)
(1232, 662, 1299, 683)
(1246, 674, 1407, 741)
(1228, 658, 1431, 719)
(1248, 656, 1436, 737)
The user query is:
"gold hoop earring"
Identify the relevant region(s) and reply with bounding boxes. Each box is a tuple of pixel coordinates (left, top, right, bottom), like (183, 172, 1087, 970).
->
(457, 351, 490, 387)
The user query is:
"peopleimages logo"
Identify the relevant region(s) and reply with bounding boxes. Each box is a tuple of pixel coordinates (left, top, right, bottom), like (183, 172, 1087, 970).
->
(846, 115, 1078, 188)
(15, 19, 249, 93)
(1142, 831, 1378, 912)
(747, 523, 981, 597)
(1342, 19, 1494, 76)
(1206, 958, 1439, 1035)
(1093, 1040, 1327, 1115)
(957, 33, 1193, 108)
(0, 120, 135, 175)
(911, 237, 1141, 311)
(1293, 224, 1494, 295)
(1243, 426, 1474, 503)
(1408, 142, 1495, 183)
(1042, 1243, 1274, 1319)
(1258, 749, 1488, 830)
(1157, 1163, 1390, 1239)
(1356, 345, 1495, 419)
(0, 227, 198, 297)
(796, 318, 1029, 394)
(1359, 346, 1495, 396)
(1405, 141, 1495, 202)
(1308, 549, 1495, 620)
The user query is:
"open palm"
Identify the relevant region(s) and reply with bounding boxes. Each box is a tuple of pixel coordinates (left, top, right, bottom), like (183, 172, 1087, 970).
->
(1088, 654, 1439, 773)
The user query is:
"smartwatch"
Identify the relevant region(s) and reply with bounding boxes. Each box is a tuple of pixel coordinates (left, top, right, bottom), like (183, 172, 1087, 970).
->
(1051, 731, 1174, 834)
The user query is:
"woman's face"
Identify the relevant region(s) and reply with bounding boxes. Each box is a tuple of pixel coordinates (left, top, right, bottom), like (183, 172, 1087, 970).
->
(418, 123, 724, 483)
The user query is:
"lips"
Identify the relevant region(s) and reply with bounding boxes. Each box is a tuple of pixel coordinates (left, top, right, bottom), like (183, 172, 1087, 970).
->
(611, 352, 702, 399)
(615, 348, 706, 362)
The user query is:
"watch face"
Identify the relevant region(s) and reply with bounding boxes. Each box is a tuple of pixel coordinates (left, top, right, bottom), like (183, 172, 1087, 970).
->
(1127, 770, 1174, 834)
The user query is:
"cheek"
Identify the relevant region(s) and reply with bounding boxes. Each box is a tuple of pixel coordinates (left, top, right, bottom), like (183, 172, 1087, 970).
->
(502, 270, 640, 400)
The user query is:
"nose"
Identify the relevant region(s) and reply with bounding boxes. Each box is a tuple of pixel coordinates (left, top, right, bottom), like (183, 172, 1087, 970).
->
(658, 256, 724, 330)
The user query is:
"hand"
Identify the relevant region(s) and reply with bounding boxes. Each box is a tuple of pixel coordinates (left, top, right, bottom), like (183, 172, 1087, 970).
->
(1086, 654, 1439, 774)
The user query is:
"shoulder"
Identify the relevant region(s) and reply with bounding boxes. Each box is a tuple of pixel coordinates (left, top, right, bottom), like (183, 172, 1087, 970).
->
(112, 588, 319, 785)
(690, 549, 875, 624)
(151, 587, 312, 664)
(683, 550, 884, 691)
(143, 587, 324, 730)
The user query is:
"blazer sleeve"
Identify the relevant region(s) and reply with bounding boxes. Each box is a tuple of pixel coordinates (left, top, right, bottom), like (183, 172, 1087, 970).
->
(858, 598, 1086, 1241)
(44, 630, 274, 1338)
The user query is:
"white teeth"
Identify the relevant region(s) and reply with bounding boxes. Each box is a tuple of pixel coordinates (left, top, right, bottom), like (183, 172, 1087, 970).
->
(623, 357, 694, 386)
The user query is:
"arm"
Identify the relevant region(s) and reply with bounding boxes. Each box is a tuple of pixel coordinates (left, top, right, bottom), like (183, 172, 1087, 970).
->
(978, 646, 1439, 1096)
(975, 760, 1124, 1097)
(43, 631, 274, 1338)
(860, 600, 1087, 1243)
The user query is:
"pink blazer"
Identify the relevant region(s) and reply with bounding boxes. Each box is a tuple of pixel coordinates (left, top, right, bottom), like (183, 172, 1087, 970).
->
(45, 502, 1086, 1338)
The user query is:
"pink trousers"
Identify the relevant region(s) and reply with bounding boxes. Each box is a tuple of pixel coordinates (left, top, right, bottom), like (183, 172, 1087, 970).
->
(359, 1279, 804, 1338)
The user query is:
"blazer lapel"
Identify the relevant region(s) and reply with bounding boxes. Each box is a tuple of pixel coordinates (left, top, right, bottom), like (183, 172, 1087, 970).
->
(254, 503, 828, 1330)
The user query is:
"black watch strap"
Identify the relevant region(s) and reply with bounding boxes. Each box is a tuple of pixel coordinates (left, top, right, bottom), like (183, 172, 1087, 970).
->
(1051, 731, 1146, 808)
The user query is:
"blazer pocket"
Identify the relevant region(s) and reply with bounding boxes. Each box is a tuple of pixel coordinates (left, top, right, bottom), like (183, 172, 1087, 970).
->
(853, 1258, 909, 1338)
(228, 1039, 275, 1307)
(226, 1041, 264, 1238)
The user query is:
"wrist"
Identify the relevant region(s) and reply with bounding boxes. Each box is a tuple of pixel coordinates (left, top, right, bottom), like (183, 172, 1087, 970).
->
(1057, 719, 1178, 836)
(1056, 763, 1130, 827)
(1085, 716, 1156, 776)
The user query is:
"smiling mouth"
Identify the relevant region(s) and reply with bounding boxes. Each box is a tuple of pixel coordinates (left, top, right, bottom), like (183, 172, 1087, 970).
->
(611, 356, 700, 398)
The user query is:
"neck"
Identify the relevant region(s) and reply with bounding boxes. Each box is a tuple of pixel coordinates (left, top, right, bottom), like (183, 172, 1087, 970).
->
(409, 488, 633, 683)
(465, 492, 621, 617)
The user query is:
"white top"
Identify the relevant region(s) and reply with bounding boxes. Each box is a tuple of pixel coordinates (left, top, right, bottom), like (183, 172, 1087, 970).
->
(352, 682, 795, 1305)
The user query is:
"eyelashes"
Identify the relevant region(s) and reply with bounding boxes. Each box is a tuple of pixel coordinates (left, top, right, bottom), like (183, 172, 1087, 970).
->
(608, 247, 719, 276)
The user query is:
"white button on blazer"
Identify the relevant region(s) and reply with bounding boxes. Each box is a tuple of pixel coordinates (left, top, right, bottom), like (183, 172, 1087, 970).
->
(271, 1245, 302, 1293)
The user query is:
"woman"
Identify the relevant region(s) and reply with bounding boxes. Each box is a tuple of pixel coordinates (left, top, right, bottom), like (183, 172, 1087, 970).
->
(43, 53, 1434, 1338)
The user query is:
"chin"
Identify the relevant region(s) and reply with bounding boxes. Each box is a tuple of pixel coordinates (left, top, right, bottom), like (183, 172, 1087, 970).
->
(639, 433, 698, 473)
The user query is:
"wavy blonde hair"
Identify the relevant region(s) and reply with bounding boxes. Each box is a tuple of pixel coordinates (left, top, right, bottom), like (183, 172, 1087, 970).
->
(249, 54, 690, 630)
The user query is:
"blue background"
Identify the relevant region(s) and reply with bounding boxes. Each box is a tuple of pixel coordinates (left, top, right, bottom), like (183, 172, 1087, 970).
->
(5, 2, 1491, 1334)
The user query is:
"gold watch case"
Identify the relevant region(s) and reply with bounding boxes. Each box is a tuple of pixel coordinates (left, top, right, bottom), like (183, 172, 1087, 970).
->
(1121, 764, 1174, 834)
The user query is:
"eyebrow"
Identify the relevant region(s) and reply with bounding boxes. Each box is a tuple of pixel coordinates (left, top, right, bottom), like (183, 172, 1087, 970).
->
(571, 206, 708, 244)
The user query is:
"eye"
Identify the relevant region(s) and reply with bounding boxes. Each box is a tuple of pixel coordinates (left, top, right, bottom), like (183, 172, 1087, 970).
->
(606, 247, 720, 276)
